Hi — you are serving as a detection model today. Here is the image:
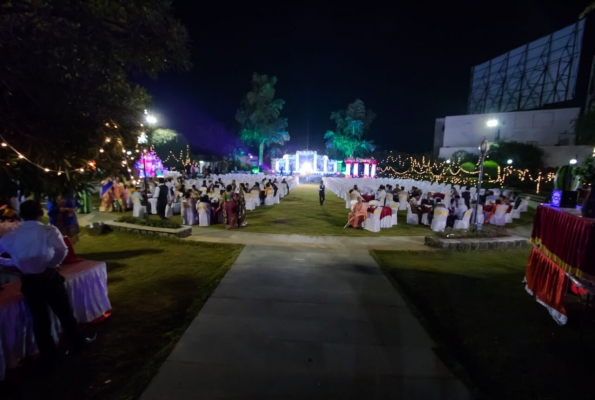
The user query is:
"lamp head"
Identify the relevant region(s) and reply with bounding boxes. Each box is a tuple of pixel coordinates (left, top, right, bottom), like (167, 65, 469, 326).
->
(507, 159, 513, 165)
(569, 158, 578, 165)
(480, 139, 490, 154)
(486, 119, 499, 128)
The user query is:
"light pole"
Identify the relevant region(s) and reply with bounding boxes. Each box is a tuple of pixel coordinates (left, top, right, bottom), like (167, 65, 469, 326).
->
(474, 138, 490, 230)
(487, 118, 500, 141)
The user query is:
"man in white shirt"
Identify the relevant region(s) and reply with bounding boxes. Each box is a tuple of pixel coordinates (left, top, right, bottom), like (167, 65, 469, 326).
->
(376, 185, 387, 205)
(0, 201, 91, 366)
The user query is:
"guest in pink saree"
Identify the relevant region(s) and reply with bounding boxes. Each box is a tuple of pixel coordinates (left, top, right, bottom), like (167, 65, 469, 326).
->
(348, 197, 368, 228)
(181, 192, 197, 225)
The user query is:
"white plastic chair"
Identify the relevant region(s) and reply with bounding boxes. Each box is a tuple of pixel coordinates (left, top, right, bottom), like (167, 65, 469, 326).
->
(264, 192, 275, 206)
(132, 197, 145, 218)
(505, 207, 513, 224)
(385, 193, 394, 206)
(431, 209, 448, 232)
(519, 197, 530, 212)
(398, 194, 408, 210)
(453, 210, 472, 230)
(490, 204, 509, 226)
(406, 204, 419, 225)
(390, 202, 399, 225)
(421, 212, 430, 226)
(245, 193, 255, 211)
(364, 207, 381, 232)
(251, 190, 260, 207)
(197, 203, 211, 226)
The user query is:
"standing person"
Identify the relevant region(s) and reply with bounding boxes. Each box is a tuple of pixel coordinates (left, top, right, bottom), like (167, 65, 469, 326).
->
(237, 185, 248, 227)
(220, 185, 238, 229)
(319, 180, 326, 205)
(46, 194, 81, 244)
(99, 179, 114, 212)
(156, 178, 170, 219)
(0, 201, 94, 367)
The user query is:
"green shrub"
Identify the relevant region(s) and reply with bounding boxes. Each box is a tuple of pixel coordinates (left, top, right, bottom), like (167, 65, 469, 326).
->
(460, 162, 476, 172)
(116, 216, 182, 229)
(483, 160, 500, 179)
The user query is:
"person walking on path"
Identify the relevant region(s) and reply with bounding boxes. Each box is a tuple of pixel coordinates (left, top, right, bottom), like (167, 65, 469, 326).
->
(319, 180, 326, 205)
(0, 200, 94, 368)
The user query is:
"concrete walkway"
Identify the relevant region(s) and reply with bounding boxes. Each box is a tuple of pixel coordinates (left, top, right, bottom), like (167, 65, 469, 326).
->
(141, 245, 470, 399)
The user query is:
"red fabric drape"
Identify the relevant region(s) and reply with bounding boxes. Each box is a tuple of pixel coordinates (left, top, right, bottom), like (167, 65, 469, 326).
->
(531, 205, 595, 279)
(367, 206, 392, 220)
(526, 247, 568, 320)
(362, 195, 375, 202)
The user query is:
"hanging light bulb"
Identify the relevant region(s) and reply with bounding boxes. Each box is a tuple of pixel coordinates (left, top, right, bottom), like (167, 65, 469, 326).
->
(99, 148, 105, 153)
(105, 137, 111, 143)
(57, 171, 62, 176)
(79, 168, 84, 172)
(1, 143, 7, 147)
(44, 168, 49, 172)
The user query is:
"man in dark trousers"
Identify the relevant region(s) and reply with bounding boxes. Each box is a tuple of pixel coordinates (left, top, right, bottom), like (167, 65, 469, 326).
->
(157, 177, 170, 219)
(0, 201, 94, 367)
(319, 180, 326, 205)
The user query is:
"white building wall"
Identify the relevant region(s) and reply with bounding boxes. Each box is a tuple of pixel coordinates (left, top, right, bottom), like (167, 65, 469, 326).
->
(442, 108, 580, 148)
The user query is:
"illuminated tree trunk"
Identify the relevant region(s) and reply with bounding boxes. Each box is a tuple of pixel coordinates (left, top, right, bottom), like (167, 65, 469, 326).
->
(259, 141, 265, 171)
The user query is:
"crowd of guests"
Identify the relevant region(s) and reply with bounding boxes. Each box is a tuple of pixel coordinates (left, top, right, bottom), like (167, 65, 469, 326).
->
(100, 176, 291, 229)
(345, 183, 524, 229)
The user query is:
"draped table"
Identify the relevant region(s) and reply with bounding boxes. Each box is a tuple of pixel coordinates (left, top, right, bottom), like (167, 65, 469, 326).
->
(525, 205, 595, 325)
(367, 206, 392, 220)
(0, 260, 111, 380)
(361, 194, 375, 202)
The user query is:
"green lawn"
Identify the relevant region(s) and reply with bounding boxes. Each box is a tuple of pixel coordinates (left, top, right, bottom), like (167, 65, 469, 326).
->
(372, 249, 595, 400)
(208, 183, 430, 236)
(0, 231, 243, 400)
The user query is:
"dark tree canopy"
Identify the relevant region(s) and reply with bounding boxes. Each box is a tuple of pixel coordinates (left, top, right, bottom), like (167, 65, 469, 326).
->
(325, 99, 375, 159)
(0, 0, 190, 196)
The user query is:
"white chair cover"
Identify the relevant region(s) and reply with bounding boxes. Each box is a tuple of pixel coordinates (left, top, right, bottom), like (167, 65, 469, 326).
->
(406, 204, 419, 225)
(453, 210, 472, 230)
(197, 202, 210, 226)
(364, 208, 381, 232)
(431, 209, 448, 232)
(390, 203, 399, 225)
(264, 192, 275, 206)
(490, 204, 508, 226)
(245, 193, 255, 211)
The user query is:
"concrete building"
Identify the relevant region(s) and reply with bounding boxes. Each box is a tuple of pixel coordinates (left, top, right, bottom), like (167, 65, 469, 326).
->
(435, 108, 593, 166)
(434, 17, 595, 167)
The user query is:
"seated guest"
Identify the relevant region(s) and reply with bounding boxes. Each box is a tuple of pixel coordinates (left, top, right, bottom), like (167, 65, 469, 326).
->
(231, 180, 237, 191)
(447, 198, 468, 227)
(421, 192, 434, 206)
(499, 195, 509, 206)
(282, 179, 290, 193)
(201, 180, 207, 188)
(409, 194, 421, 214)
(376, 185, 387, 204)
(350, 186, 363, 201)
(461, 190, 471, 208)
(271, 180, 278, 196)
(347, 197, 368, 229)
(264, 183, 273, 197)
(511, 192, 522, 209)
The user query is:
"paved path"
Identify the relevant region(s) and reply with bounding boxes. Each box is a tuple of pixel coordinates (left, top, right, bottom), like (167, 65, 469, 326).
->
(141, 245, 470, 399)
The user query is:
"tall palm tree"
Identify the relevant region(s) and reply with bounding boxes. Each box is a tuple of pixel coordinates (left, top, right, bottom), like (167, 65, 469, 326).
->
(236, 73, 290, 169)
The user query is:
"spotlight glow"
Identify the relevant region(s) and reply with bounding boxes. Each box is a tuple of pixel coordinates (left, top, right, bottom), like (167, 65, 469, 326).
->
(486, 119, 499, 128)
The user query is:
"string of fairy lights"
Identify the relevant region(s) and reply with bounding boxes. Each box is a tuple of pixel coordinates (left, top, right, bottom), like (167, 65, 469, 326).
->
(162, 145, 192, 166)
(377, 155, 555, 194)
(0, 121, 142, 183)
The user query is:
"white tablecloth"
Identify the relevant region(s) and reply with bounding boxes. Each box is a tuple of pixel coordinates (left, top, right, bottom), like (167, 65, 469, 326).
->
(0, 260, 111, 380)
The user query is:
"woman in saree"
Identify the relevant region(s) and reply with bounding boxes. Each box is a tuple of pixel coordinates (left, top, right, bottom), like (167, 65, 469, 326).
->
(99, 179, 114, 212)
(181, 191, 197, 225)
(47, 194, 81, 243)
(237, 184, 248, 227)
(347, 197, 368, 229)
(220, 184, 238, 229)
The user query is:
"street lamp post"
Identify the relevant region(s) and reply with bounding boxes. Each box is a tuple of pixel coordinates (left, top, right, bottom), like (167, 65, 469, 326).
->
(474, 138, 490, 230)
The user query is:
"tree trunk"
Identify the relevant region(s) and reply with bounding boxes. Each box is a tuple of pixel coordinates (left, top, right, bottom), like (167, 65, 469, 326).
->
(258, 141, 265, 171)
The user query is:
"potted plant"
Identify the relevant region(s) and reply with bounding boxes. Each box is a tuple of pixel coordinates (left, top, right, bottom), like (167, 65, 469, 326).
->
(577, 156, 595, 218)
(552, 164, 580, 208)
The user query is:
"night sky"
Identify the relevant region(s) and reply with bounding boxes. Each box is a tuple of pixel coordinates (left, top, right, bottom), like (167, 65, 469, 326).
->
(140, 0, 591, 156)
